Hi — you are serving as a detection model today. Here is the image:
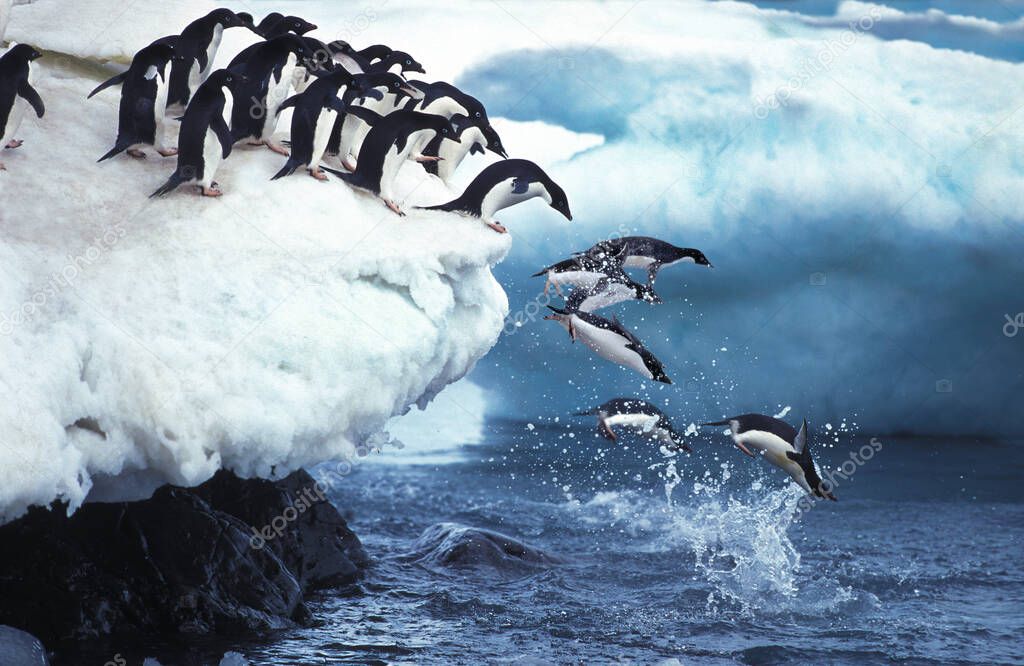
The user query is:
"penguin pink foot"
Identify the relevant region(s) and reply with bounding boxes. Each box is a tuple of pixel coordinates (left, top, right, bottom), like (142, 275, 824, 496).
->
(201, 185, 223, 197)
(342, 157, 357, 172)
(414, 155, 442, 163)
(127, 149, 147, 159)
(309, 168, 328, 181)
(5, 140, 23, 149)
(157, 148, 179, 157)
(385, 200, 406, 216)
(266, 142, 290, 156)
(486, 221, 508, 234)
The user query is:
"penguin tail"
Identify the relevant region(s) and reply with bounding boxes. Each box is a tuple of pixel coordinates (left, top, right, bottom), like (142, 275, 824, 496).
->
(321, 165, 359, 186)
(414, 198, 460, 212)
(530, 267, 550, 277)
(700, 419, 731, 427)
(271, 159, 301, 181)
(150, 171, 187, 198)
(97, 139, 133, 163)
(545, 305, 570, 316)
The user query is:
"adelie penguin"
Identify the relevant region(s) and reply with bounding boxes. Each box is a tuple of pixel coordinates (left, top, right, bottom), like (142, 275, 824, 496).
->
(418, 159, 571, 234)
(584, 236, 712, 286)
(544, 306, 670, 383)
(701, 414, 837, 500)
(228, 34, 313, 155)
(0, 44, 44, 172)
(270, 69, 376, 181)
(575, 399, 691, 452)
(563, 269, 661, 313)
(90, 41, 183, 161)
(150, 69, 240, 198)
(166, 8, 254, 111)
(323, 109, 456, 216)
(322, 72, 414, 166)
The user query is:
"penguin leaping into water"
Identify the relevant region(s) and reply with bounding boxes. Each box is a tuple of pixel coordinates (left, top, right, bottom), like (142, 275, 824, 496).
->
(576, 399, 691, 452)
(579, 236, 712, 286)
(701, 414, 836, 500)
(544, 306, 670, 383)
(417, 159, 571, 233)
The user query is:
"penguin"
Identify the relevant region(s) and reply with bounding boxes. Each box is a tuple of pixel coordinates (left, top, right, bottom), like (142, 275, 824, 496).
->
(255, 13, 317, 38)
(166, 9, 254, 111)
(150, 69, 239, 198)
(700, 414, 837, 500)
(271, 68, 371, 181)
(405, 80, 506, 159)
(0, 44, 44, 172)
(91, 42, 182, 161)
(323, 109, 457, 215)
(543, 306, 670, 383)
(417, 113, 487, 183)
(228, 34, 312, 155)
(583, 237, 713, 286)
(418, 159, 571, 233)
(564, 270, 661, 313)
(575, 398, 691, 452)
(531, 249, 624, 297)
(334, 51, 426, 168)
(323, 72, 415, 166)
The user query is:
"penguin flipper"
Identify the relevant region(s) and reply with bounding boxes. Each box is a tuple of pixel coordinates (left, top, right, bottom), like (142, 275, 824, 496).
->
(327, 96, 349, 114)
(346, 106, 383, 127)
(470, 142, 485, 155)
(792, 419, 808, 454)
(18, 82, 45, 118)
(87, 71, 128, 99)
(277, 94, 301, 115)
(211, 116, 234, 159)
(511, 177, 529, 194)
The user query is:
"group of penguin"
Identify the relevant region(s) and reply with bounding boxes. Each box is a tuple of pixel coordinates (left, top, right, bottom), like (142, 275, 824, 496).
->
(1, 8, 573, 231)
(0, 8, 834, 501)
(533, 235, 835, 501)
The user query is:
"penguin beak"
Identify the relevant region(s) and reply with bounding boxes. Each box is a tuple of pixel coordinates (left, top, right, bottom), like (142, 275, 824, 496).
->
(399, 85, 419, 98)
(735, 441, 756, 458)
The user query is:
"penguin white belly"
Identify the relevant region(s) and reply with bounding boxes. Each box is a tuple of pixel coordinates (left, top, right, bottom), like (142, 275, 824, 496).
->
(418, 98, 468, 118)
(624, 256, 656, 269)
(262, 55, 297, 140)
(736, 431, 812, 492)
(480, 179, 548, 221)
(201, 25, 223, 81)
(604, 413, 659, 433)
(571, 316, 652, 379)
(549, 270, 603, 291)
(188, 61, 202, 100)
(435, 127, 484, 183)
(380, 128, 433, 199)
(666, 256, 697, 266)
(580, 283, 634, 311)
(310, 107, 339, 167)
(153, 66, 171, 149)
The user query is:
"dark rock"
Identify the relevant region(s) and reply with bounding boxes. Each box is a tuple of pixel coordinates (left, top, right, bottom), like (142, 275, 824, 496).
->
(406, 522, 564, 570)
(0, 470, 367, 644)
(0, 626, 49, 665)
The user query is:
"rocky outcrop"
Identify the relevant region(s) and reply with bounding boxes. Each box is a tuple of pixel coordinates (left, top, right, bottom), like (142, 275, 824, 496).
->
(0, 470, 368, 644)
(406, 522, 564, 570)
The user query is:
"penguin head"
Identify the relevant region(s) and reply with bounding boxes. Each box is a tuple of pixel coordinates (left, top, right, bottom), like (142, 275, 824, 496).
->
(283, 16, 318, 36)
(542, 179, 572, 221)
(482, 124, 508, 158)
(363, 73, 418, 99)
(388, 51, 425, 74)
(210, 68, 245, 91)
(6, 44, 43, 62)
(210, 8, 249, 29)
(675, 247, 712, 268)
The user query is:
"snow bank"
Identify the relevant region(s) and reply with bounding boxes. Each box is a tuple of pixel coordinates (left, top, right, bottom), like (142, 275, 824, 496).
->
(0, 3, 514, 522)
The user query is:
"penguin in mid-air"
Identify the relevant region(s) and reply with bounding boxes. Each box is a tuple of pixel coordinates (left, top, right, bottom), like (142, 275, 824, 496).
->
(584, 236, 713, 286)
(323, 109, 457, 215)
(271, 68, 374, 181)
(544, 306, 670, 383)
(167, 8, 254, 111)
(564, 269, 661, 313)
(150, 69, 240, 198)
(91, 41, 182, 161)
(228, 34, 313, 155)
(0, 44, 44, 172)
(701, 414, 836, 500)
(575, 399, 691, 452)
(418, 159, 571, 233)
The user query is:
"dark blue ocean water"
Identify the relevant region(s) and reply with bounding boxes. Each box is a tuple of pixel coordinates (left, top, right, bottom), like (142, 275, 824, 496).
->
(75, 420, 1021, 665)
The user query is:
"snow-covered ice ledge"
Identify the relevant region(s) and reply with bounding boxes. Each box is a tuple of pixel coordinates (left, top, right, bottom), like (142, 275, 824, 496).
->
(0, 18, 511, 522)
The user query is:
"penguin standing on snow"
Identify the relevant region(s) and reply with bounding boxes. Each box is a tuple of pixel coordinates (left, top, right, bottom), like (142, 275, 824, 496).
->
(0, 44, 44, 172)
(405, 81, 506, 168)
(701, 414, 836, 500)
(543, 306, 670, 383)
(270, 69, 375, 181)
(323, 109, 456, 215)
(575, 399, 691, 452)
(91, 41, 182, 161)
(418, 159, 572, 233)
(167, 8, 254, 111)
(229, 34, 313, 155)
(585, 236, 713, 286)
(322, 72, 414, 165)
(150, 69, 240, 198)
